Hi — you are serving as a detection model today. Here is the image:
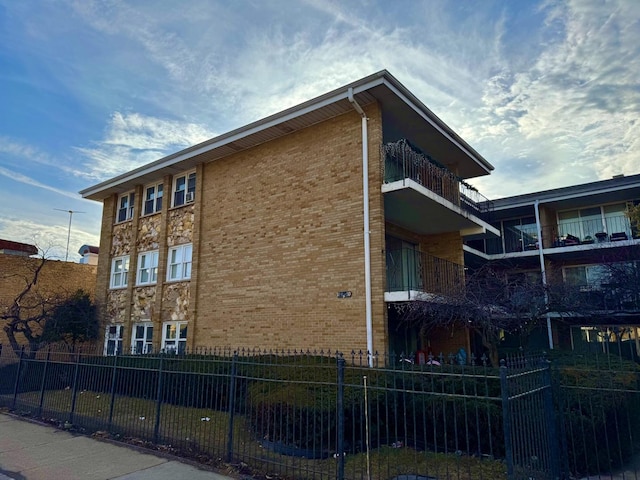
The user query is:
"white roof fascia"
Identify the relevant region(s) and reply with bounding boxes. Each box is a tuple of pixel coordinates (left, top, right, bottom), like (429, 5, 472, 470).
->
(80, 73, 389, 199)
(492, 181, 640, 211)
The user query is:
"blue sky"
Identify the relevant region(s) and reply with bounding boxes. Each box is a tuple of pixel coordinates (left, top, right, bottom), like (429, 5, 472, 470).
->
(1, 0, 639, 261)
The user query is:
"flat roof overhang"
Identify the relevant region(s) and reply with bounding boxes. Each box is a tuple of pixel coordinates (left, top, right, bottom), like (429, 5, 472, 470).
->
(383, 179, 500, 237)
(81, 70, 493, 202)
(489, 175, 640, 214)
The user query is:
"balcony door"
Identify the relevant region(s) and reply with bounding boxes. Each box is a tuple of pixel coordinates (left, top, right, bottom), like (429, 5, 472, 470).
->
(386, 236, 423, 292)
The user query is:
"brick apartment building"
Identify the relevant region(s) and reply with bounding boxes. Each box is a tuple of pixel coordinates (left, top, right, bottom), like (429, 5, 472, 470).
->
(465, 174, 640, 356)
(80, 70, 498, 358)
(0, 239, 98, 347)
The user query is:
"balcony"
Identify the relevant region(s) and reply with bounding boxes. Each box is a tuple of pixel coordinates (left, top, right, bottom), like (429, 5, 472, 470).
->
(381, 139, 498, 237)
(385, 247, 464, 301)
(541, 215, 637, 249)
(469, 215, 639, 256)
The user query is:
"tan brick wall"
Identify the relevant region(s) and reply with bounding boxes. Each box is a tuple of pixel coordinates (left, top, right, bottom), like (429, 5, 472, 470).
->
(193, 104, 385, 353)
(0, 255, 97, 346)
(96, 101, 474, 355)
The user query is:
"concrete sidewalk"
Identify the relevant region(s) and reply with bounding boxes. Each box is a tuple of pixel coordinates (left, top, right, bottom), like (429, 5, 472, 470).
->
(0, 413, 236, 480)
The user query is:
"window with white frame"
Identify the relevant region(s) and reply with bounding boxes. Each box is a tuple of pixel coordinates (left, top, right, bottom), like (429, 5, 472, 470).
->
(143, 182, 163, 215)
(137, 250, 159, 285)
(104, 324, 123, 356)
(131, 322, 154, 354)
(117, 192, 135, 223)
(172, 172, 196, 207)
(167, 244, 192, 281)
(162, 321, 187, 354)
(110, 256, 130, 288)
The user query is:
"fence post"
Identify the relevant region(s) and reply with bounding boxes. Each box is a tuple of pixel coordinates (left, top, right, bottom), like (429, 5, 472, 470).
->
(69, 350, 81, 424)
(336, 354, 345, 480)
(37, 347, 51, 416)
(226, 352, 238, 463)
(499, 359, 514, 480)
(543, 359, 561, 479)
(108, 353, 118, 431)
(153, 355, 164, 444)
(11, 346, 25, 410)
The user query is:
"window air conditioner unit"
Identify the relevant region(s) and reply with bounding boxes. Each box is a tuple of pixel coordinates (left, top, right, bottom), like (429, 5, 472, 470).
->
(185, 191, 195, 203)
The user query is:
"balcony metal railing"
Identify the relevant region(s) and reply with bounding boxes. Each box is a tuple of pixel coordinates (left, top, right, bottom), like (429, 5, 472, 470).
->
(541, 215, 636, 249)
(469, 215, 637, 254)
(386, 247, 464, 297)
(381, 139, 494, 218)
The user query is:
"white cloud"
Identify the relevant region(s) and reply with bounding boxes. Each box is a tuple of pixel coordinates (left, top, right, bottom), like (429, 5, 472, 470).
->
(75, 112, 215, 181)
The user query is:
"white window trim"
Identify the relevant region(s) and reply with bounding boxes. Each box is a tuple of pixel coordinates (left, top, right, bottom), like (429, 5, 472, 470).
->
(104, 324, 123, 356)
(110, 255, 130, 289)
(161, 321, 188, 354)
(137, 250, 159, 285)
(143, 182, 164, 216)
(172, 171, 196, 208)
(131, 322, 154, 354)
(167, 244, 192, 282)
(117, 192, 136, 223)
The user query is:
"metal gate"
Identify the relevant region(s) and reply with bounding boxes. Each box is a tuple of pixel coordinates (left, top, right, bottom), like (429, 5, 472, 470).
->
(500, 354, 561, 480)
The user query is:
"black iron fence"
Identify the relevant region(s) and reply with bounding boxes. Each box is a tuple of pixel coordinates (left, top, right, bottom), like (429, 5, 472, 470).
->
(1, 344, 639, 480)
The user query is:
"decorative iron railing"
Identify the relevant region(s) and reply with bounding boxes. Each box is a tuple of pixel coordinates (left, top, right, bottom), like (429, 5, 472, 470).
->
(381, 139, 494, 218)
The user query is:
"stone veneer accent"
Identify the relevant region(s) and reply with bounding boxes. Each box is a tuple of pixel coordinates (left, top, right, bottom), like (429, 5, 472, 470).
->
(106, 289, 128, 323)
(111, 222, 133, 257)
(167, 208, 194, 247)
(132, 286, 157, 320)
(162, 283, 190, 322)
(137, 215, 161, 251)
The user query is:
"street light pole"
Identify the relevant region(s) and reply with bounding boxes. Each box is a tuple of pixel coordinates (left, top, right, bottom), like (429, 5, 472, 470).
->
(54, 209, 85, 261)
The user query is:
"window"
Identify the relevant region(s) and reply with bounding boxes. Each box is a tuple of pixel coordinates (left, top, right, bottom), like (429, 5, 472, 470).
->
(104, 325, 123, 356)
(503, 217, 538, 252)
(117, 192, 135, 222)
(162, 321, 187, 354)
(143, 183, 163, 215)
(110, 256, 130, 288)
(167, 244, 192, 281)
(137, 250, 159, 285)
(172, 172, 196, 207)
(564, 265, 608, 288)
(604, 203, 631, 238)
(131, 322, 153, 354)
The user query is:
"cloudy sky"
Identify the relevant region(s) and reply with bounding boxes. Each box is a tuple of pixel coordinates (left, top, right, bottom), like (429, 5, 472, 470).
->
(1, 0, 639, 261)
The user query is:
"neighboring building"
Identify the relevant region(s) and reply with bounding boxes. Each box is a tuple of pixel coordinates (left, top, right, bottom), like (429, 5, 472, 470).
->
(80, 70, 498, 358)
(464, 174, 640, 356)
(78, 244, 99, 265)
(0, 239, 38, 257)
(0, 240, 98, 347)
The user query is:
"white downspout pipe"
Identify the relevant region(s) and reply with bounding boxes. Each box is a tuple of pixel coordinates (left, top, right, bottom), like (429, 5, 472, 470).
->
(534, 200, 554, 349)
(348, 87, 373, 367)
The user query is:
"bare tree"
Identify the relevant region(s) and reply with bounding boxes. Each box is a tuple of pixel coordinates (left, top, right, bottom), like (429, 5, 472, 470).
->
(396, 262, 550, 366)
(0, 253, 54, 352)
(0, 250, 98, 355)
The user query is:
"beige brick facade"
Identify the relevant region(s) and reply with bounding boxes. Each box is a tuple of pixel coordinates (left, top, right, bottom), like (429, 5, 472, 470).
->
(85, 73, 493, 357)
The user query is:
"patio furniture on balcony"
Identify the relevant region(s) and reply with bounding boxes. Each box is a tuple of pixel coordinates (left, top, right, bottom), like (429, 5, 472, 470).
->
(610, 232, 628, 241)
(595, 232, 608, 242)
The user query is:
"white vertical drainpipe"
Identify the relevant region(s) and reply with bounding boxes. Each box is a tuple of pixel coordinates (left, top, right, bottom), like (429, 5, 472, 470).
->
(348, 87, 373, 367)
(534, 199, 554, 349)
